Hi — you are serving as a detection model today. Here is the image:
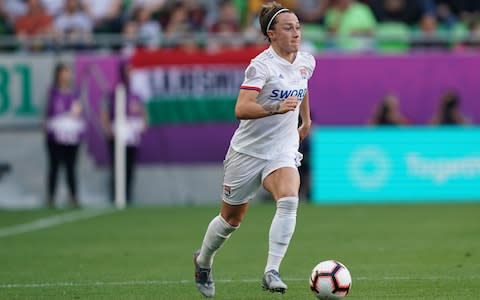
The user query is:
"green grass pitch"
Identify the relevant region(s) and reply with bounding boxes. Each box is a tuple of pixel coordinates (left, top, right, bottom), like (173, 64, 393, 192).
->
(0, 203, 479, 299)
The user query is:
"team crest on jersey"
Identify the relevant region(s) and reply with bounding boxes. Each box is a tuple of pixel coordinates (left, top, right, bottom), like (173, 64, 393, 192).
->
(299, 67, 308, 79)
(246, 66, 256, 79)
(223, 185, 231, 197)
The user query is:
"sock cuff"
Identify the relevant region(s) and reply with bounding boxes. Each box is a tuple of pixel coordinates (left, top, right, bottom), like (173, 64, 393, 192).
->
(277, 196, 298, 202)
(277, 196, 298, 207)
(276, 196, 298, 217)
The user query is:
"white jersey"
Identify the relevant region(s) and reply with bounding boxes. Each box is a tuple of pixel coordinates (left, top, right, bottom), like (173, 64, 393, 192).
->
(230, 46, 316, 159)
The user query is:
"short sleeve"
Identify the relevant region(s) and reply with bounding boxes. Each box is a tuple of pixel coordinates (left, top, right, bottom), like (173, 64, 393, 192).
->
(240, 60, 268, 93)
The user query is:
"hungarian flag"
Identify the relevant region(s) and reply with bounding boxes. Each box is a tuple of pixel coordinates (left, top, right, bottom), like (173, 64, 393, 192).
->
(129, 46, 266, 125)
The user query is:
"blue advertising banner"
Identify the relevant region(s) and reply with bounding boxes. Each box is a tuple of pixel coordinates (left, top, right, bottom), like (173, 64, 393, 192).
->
(311, 127, 480, 203)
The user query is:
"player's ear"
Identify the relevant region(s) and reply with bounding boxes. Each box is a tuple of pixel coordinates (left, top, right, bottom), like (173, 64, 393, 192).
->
(267, 29, 275, 41)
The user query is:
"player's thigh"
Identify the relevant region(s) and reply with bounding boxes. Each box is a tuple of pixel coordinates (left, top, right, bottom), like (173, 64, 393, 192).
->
(263, 167, 300, 200)
(262, 151, 302, 200)
(222, 148, 264, 205)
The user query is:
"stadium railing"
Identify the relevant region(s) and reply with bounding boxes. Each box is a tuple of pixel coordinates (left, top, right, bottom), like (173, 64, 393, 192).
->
(0, 30, 479, 53)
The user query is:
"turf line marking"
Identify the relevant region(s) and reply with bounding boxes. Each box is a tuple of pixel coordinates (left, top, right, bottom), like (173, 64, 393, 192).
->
(2, 276, 479, 289)
(0, 209, 114, 238)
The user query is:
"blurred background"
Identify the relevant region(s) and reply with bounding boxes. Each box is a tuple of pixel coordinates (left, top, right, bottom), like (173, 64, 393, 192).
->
(0, 0, 479, 209)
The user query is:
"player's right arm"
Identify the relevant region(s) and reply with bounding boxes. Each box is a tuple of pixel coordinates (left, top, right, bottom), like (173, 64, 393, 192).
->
(235, 60, 298, 120)
(235, 90, 298, 120)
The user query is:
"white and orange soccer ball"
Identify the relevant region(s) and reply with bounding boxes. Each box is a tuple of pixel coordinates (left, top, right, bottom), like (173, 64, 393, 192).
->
(309, 260, 352, 299)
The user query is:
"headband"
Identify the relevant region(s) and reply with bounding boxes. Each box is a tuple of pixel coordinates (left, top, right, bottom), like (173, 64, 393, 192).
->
(266, 8, 290, 32)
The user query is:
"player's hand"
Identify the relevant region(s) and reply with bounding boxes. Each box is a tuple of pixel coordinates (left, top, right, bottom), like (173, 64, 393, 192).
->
(278, 96, 299, 114)
(298, 120, 311, 142)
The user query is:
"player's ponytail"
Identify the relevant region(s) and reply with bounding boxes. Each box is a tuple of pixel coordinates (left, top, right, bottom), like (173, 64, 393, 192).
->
(259, 1, 291, 42)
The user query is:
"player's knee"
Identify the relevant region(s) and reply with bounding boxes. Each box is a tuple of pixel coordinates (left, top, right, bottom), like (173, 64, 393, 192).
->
(271, 180, 299, 200)
(276, 196, 298, 217)
(226, 218, 241, 227)
(220, 212, 243, 227)
(275, 189, 298, 200)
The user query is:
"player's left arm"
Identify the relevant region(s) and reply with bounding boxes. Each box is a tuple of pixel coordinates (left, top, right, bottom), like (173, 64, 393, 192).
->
(298, 91, 312, 142)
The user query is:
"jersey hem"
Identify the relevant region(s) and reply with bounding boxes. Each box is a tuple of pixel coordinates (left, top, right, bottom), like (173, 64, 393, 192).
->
(230, 145, 273, 160)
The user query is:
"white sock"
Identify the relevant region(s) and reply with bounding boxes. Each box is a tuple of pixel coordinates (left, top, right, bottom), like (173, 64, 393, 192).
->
(197, 215, 238, 268)
(265, 196, 298, 273)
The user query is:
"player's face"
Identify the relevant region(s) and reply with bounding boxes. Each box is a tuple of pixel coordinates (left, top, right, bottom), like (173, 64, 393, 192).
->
(269, 13, 301, 53)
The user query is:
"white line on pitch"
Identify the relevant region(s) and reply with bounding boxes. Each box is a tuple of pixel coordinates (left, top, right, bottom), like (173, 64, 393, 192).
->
(0, 209, 114, 238)
(1, 276, 479, 289)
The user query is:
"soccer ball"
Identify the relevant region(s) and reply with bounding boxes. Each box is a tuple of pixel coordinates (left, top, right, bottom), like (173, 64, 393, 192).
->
(309, 260, 352, 299)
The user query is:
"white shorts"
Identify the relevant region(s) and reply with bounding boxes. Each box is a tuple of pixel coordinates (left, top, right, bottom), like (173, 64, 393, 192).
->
(221, 147, 303, 205)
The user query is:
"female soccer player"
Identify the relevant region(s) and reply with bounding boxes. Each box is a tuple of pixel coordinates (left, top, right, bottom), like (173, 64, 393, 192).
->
(194, 2, 315, 297)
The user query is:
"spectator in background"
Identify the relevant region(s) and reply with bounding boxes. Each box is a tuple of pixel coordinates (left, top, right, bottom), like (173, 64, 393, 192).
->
(15, 0, 54, 51)
(163, 2, 191, 38)
(369, 0, 424, 25)
(126, 0, 166, 17)
(101, 61, 146, 205)
(210, 0, 240, 34)
(81, 0, 122, 32)
(184, 0, 207, 30)
(0, 4, 13, 35)
(438, 0, 480, 25)
(208, 0, 242, 50)
(201, 0, 246, 29)
(1, 0, 27, 27)
(294, 0, 329, 24)
(130, 4, 162, 49)
(162, 1, 200, 50)
(121, 20, 138, 56)
(242, 1, 264, 45)
(324, 0, 377, 51)
(368, 93, 409, 125)
(54, 0, 93, 49)
(434, 0, 458, 29)
(411, 13, 450, 50)
(41, 0, 65, 17)
(430, 90, 470, 125)
(465, 20, 480, 49)
(419, 13, 438, 34)
(45, 62, 84, 208)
